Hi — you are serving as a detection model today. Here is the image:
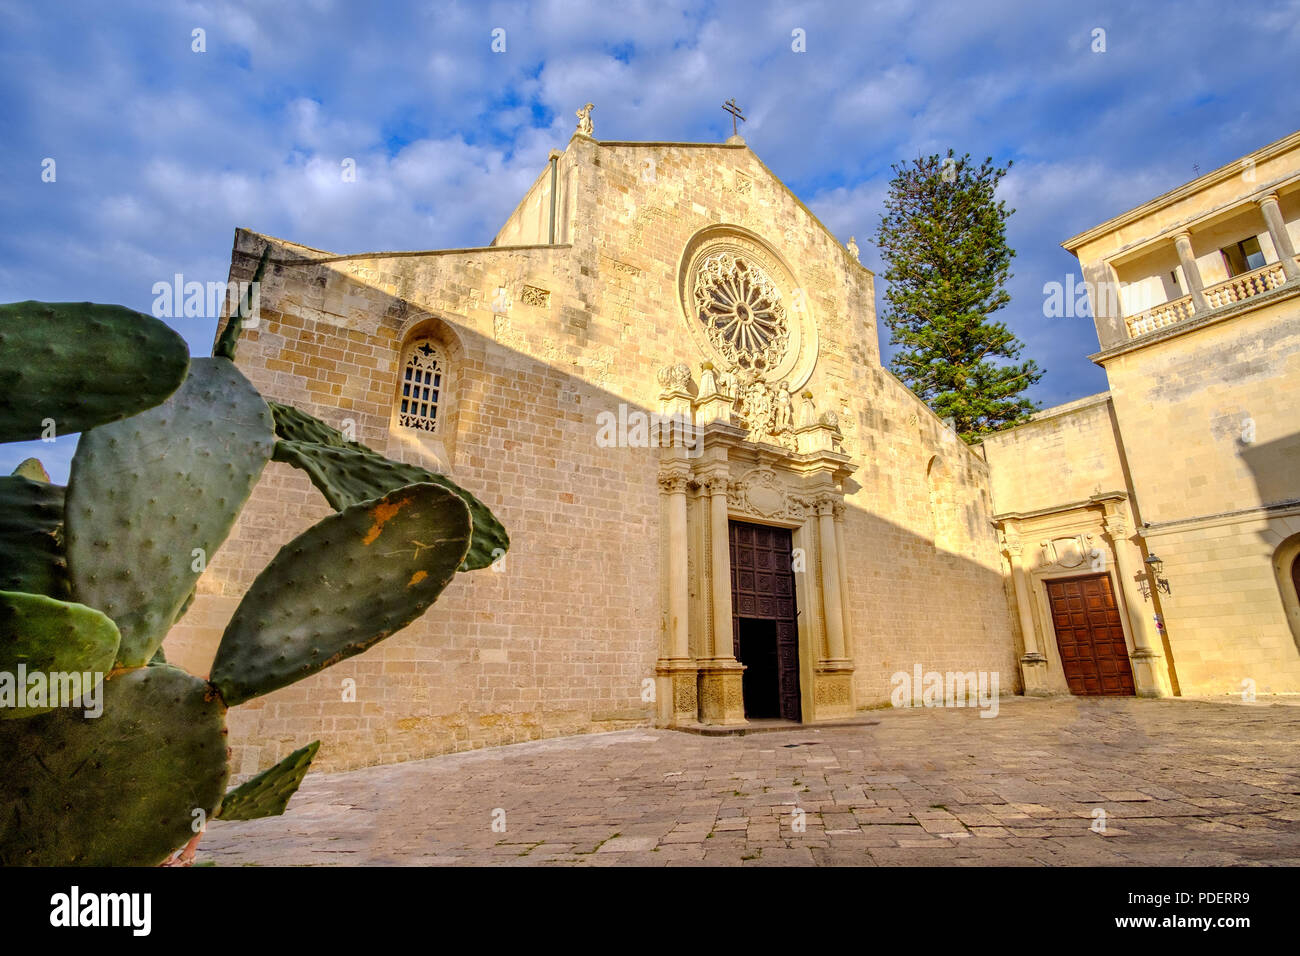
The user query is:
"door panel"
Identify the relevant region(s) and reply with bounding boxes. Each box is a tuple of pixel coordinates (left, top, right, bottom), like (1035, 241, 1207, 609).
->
(1046, 574, 1135, 696)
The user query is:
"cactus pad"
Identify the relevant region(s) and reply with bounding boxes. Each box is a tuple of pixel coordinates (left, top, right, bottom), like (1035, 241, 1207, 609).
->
(0, 664, 229, 865)
(0, 301, 189, 443)
(268, 405, 509, 571)
(0, 590, 120, 719)
(209, 482, 471, 705)
(65, 357, 274, 667)
(217, 741, 320, 820)
(11, 458, 50, 482)
(0, 475, 69, 599)
(268, 401, 370, 450)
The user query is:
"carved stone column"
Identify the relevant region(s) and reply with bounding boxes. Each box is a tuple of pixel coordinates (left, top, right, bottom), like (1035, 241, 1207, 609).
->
(811, 494, 854, 719)
(1102, 507, 1169, 698)
(656, 463, 697, 725)
(1173, 232, 1208, 312)
(696, 472, 747, 725)
(817, 497, 847, 661)
(1257, 194, 1300, 281)
(1001, 528, 1050, 696)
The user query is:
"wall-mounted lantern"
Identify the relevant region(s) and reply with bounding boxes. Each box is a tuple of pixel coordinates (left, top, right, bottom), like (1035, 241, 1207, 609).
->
(1145, 553, 1171, 595)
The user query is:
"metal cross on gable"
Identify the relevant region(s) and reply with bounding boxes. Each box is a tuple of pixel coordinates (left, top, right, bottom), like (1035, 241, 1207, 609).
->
(722, 98, 746, 136)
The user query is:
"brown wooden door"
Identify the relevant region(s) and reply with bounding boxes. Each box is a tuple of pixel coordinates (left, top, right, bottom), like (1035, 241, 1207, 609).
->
(1045, 574, 1135, 696)
(730, 521, 801, 721)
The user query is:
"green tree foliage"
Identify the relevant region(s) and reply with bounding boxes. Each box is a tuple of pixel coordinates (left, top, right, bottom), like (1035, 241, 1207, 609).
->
(876, 149, 1042, 442)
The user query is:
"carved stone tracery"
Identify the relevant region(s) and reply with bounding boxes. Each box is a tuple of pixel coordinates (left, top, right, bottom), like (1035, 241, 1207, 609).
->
(693, 250, 790, 374)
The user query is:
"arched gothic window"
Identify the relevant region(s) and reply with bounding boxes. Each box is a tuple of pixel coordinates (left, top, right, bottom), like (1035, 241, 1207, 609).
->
(398, 340, 445, 433)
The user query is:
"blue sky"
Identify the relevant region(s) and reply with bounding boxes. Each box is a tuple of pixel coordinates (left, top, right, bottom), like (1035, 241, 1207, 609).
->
(3, 0, 1299, 480)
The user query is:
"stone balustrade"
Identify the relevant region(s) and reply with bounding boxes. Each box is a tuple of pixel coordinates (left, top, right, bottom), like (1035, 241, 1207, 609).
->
(1126, 294, 1194, 338)
(1126, 255, 1298, 339)
(1203, 261, 1287, 309)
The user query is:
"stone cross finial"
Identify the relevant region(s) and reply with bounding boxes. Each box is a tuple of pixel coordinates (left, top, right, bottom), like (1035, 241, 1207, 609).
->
(722, 98, 746, 137)
(576, 103, 594, 137)
(847, 236, 859, 261)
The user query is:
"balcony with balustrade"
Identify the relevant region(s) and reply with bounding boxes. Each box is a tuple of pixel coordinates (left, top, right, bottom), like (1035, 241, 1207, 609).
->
(1109, 191, 1300, 343)
(1125, 256, 1296, 338)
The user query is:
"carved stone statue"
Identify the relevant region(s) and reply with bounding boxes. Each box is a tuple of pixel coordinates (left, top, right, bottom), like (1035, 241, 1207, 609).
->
(847, 236, 859, 261)
(740, 377, 772, 432)
(575, 103, 594, 137)
(798, 390, 817, 428)
(774, 381, 793, 432)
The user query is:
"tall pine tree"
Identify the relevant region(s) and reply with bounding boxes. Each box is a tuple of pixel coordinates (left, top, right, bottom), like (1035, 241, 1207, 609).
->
(875, 149, 1042, 442)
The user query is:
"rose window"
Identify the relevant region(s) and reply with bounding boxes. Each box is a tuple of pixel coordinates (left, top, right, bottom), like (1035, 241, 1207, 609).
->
(693, 251, 790, 371)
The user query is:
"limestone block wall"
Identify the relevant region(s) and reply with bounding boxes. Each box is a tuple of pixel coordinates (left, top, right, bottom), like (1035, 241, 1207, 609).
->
(169, 230, 662, 775)
(980, 392, 1129, 513)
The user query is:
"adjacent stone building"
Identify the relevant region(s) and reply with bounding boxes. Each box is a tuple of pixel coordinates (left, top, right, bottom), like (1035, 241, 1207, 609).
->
(167, 114, 1300, 775)
(981, 128, 1300, 700)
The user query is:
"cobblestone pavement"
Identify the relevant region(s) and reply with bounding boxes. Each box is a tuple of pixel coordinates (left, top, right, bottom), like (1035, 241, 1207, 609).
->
(200, 697, 1300, 866)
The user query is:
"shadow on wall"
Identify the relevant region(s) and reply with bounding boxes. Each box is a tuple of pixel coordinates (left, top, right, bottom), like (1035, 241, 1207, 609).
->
(1240, 428, 1300, 656)
(165, 237, 1021, 776)
(1240, 428, 1300, 508)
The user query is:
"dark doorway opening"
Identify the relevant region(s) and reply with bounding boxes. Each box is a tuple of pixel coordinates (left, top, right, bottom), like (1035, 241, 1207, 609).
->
(730, 520, 801, 721)
(737, 618, 779, 718)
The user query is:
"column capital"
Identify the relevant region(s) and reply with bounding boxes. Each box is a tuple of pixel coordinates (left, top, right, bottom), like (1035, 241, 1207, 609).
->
(697, 473, 730, 496)
(657, 467, 691, 494)
(1000, 529, 1023, 557)
(1103, 513, 1129, 540)
(814, 493, 840, 516)
(1256, 192, 1282, 208)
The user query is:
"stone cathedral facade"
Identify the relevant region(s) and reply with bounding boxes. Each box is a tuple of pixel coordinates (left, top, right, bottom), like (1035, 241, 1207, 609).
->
(172, 115, 1300, 776)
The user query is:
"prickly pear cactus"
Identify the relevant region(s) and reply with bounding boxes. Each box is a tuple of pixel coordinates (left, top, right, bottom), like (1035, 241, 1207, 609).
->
(0, 664, 228, 865)
(65, 357, 275, 667)
(210, 482, 471, 704)
(0, 472, 69, 599)
(0, 590, 120, 719)
(0, 301, 189, 443)
(269, 402, 510, 571)
(0, 290, 508, 866)
(217, 741, 320, 821)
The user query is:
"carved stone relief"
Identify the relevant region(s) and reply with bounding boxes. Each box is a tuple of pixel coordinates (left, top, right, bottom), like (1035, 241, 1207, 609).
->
(726, 467, 814, 521)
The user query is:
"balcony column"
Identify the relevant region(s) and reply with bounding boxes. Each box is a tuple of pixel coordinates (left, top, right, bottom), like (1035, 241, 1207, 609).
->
(1173, 232, 1208, 312)
(1257, 194, 1300, 281)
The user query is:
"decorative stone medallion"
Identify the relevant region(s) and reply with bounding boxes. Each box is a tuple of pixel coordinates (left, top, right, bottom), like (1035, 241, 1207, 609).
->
(678, 225, 817, 390)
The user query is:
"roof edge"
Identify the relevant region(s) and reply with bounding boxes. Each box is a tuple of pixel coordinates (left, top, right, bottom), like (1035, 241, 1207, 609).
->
(1061, 127, 1300, 252)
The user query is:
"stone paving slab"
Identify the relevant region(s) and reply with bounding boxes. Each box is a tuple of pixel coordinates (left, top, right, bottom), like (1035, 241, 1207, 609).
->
(199, 697, 1300, 866)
